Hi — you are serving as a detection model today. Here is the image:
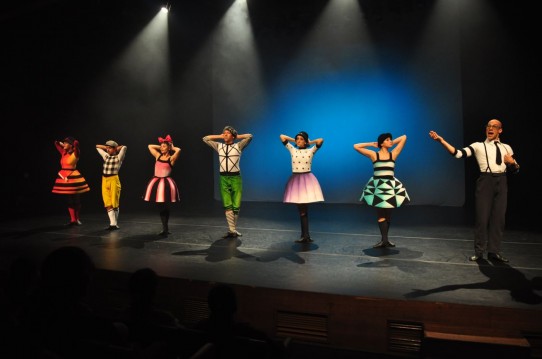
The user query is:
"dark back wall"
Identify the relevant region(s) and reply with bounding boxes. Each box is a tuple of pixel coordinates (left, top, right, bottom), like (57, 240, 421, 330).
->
(459, 0, 536, 230)
(1, 0, 537, 230)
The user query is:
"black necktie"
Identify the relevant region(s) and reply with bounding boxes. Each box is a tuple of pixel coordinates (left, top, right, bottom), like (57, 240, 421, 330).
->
(495, 141, 502, 165)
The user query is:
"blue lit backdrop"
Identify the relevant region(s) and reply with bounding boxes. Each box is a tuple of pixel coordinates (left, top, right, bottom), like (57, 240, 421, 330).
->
(210, 1, 464, 206)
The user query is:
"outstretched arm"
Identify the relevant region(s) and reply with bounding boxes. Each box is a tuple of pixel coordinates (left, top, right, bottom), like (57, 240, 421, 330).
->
(429, 130, 456, 155)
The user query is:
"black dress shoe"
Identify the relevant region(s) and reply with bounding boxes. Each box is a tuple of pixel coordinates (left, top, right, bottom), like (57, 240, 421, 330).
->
(295, 236, 312, 243)
(469, 254, 482, 261)
(106, 225, 120, 230)
(488, 253, 509, 263)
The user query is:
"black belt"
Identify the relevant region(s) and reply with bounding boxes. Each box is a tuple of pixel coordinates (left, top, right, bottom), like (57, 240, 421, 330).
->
(480, 172, 506, 177)
(102, 173, 118, 177)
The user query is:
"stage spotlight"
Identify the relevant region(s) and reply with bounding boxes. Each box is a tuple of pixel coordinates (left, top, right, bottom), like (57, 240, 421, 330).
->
(161, 3, 171, 13)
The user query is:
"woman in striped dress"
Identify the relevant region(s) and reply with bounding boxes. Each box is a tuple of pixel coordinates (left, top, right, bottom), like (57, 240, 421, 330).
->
(52, 137, 90, 226)
(143, 135, 181, 236)
(354, 133, 409, 248)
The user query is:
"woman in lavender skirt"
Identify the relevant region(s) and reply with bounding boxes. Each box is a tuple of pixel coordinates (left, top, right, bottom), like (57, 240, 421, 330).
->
(280, 131, 324, 243)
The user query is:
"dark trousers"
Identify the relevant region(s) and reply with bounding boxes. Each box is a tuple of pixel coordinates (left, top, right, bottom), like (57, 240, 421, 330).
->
(474, 173, 507, 255)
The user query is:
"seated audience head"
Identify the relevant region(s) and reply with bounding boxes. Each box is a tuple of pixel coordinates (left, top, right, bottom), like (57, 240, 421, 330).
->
(208, 284, 237, 317)
(40, 246, 95, 301)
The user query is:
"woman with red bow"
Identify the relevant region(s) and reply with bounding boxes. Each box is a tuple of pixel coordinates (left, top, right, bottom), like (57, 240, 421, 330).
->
(52, 136, 90, 225)
(143, 135, 181, 235)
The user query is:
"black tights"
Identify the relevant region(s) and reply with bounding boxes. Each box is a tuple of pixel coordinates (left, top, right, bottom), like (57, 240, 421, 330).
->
(158, 203, 170, 231)
(376, 208, 392, 223)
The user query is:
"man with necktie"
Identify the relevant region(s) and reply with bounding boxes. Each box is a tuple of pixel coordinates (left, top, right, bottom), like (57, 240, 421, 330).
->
(429, 119, 520, 262)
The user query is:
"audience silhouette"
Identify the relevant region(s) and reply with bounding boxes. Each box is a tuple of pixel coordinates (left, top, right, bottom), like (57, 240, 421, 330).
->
(19, 246, 127, 358)
(194, 283, 286, 358)
(118, 267, 185, 358)
(1, 257, 40, 358)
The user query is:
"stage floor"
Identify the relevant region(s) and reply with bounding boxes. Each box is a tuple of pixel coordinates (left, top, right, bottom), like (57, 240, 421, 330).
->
(1, 201, 541, 311)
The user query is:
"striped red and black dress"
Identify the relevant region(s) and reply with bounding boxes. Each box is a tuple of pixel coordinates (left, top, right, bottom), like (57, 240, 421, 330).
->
(52, 142, 90, 195)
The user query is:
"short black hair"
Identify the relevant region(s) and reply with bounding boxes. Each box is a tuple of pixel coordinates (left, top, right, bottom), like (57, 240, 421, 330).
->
(296, 131, 309, 143)
(208, 284, 237, 315)
(63, 136, 75, 145)
(377, 133, 392, 148)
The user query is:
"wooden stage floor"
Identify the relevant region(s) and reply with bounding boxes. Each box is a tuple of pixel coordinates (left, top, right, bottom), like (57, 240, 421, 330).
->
(1, 202, 541, 357)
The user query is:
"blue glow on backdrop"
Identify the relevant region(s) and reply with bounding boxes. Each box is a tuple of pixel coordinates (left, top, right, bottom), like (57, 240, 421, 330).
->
(213, 63, 464, 205)
(211, 1, 465, 206)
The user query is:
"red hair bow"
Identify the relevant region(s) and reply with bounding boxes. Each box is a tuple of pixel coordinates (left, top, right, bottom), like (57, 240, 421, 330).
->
(158, 135, 172, 143)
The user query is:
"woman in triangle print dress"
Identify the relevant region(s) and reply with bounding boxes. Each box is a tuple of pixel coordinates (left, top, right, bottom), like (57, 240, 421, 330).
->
(354, 133, 410, 248)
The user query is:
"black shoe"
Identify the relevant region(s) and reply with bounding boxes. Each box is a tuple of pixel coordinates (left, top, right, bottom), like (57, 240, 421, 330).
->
(222, 231, 238, 239)
(295, 236, 312, 243)
(488, 253, 509, 263)
(385, 241, 395, 248)
(158, 230, 171, 236)
(469, 254, 482, 261)
(106, 225, 120, 231)
(65, 220, 82, 226)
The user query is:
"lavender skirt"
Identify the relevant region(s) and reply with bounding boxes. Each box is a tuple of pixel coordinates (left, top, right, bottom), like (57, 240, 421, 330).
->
(283, 173, 324, 204)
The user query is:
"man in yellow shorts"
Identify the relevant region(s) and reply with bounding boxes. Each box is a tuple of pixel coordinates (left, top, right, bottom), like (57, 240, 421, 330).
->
(96, 140, 127, 230)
